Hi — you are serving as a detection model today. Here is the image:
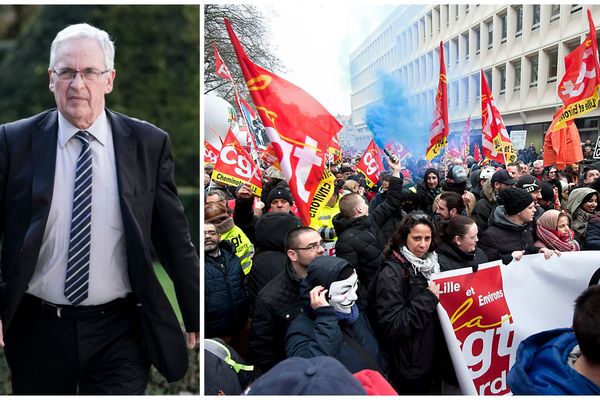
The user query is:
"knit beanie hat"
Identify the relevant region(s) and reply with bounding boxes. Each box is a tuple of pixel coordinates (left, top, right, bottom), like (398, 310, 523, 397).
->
(498, 187, 533, 215)
(540, 181, 555, 202)
(266, 187, 294, 207)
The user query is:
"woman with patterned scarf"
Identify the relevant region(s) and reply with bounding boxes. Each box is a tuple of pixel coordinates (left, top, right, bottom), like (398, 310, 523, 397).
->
(369, 211, 455, 395)
(533, 210, 580, 252)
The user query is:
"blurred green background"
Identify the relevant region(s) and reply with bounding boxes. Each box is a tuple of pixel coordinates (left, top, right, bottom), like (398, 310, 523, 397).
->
(0, 5, 199, 395)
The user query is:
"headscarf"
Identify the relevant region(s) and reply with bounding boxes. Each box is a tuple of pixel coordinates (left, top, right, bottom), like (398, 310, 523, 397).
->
(536, 210, 580, 252)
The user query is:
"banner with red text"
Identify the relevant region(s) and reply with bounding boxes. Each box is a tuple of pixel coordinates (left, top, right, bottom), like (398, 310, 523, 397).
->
(226, 19, 342, 225)
(432, 251, 600, 395)
(212, 128, 263, 196)
(204, 140, 219, 165)
(356, 139, 384, 188)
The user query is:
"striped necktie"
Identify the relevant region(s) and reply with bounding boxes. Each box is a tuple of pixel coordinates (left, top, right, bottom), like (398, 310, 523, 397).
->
(64, 130, 92, 305)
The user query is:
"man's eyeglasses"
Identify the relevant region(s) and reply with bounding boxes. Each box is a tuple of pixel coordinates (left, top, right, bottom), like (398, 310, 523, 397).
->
(52, 68, 112, 82)
(292, 240, 324, 252)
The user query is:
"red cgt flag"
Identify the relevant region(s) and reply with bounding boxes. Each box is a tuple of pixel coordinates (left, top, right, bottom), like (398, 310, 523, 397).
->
(426, 42, 449, 161)
(554, 9, 600, 131)
(204, 140, 219, 165)
(212, 128, 263, 196)
(473, 142, 482, 162)
(356, 139, 384, 188)
(481, 70, 516, 165)
(213, 43, 234, 82)
(225, 19, 342, 225)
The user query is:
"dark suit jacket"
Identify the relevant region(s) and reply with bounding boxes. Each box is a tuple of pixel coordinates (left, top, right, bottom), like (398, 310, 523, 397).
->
(0, 108, 199, 382)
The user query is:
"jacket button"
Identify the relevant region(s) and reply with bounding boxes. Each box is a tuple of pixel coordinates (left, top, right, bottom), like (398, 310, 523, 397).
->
(285, 314, 290, 319)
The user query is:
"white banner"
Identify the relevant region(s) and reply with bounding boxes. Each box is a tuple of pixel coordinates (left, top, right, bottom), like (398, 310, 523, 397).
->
(432, 251, 600, 395)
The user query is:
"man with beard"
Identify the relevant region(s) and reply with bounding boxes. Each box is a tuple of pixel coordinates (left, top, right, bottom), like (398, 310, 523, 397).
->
(247, 227, 324, 373)
(472, 169, 516, 234)
(204, 224, 249, 349)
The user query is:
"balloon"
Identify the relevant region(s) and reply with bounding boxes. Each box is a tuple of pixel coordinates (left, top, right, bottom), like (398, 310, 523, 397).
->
(204, 94, 237, 151)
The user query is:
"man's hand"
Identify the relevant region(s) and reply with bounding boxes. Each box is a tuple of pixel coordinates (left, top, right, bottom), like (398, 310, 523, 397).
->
(186, 331, 199, 350)
(236, 184, 253, 200)
(427, 281, 440, 299)
(309, 286, 329, 310)
(539, 247, 561, 260)
(511, 250, 525, 261)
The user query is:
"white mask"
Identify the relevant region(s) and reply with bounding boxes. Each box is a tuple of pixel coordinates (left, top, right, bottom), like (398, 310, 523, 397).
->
(328, 271, 359, 314)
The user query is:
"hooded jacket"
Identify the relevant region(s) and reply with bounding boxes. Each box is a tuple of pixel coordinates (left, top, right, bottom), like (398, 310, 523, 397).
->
(415, 168, 441, 214)
(285, 256, 386, 374)
(508, 328, 600, 395)
(247, 212, 301, 304)
(478, 206, 539, 264)
(565, 187, 598, 244)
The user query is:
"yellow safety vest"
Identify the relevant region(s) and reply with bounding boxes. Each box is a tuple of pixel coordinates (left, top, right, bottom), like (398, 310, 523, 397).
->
(310, 201, 340, 241)
(221, 225, 254, 275)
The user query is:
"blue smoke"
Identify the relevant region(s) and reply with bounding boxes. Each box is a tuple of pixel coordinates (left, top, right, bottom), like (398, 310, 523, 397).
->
(365, 73, 433, 158)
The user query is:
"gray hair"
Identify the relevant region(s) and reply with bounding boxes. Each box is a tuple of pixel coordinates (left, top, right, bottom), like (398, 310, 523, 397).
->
(533, 160, 543, 168)
(49, 23, 115, 70)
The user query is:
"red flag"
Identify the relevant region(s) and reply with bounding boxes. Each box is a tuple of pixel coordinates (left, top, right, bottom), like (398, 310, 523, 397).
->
(543, 106, 584, 169)
(327, 134, 343, 165)
(554, 9, 600, 131)
(473, 143, 482, 162)
(461, 117, 472, 160)
(213, 43, 234, 81)
(225, 19, 342, 225)
(204, 140, 219, 165)
(426, 42, 449, 160)
(212, 128, 263, 196)
(481, 70, 516, 164)
(356, 139, 385, 188)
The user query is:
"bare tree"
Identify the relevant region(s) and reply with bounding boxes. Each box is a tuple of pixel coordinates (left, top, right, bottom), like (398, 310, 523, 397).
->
(204, 4, 284, 104)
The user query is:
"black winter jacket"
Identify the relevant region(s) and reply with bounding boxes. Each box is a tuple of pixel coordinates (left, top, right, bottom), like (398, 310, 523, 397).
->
(246, 261, 304, 373)
(247, 212, 301, 304)
(437, 241, 488, 272)
(368, 254, 442, 386)
(205, 240, 249, 338)
(478, 206, 541, 264)
(285, 256, 386, 374)
(471, 180, 497, 234)
(584, 213, 600, 250)
(333, 176, 403, 291)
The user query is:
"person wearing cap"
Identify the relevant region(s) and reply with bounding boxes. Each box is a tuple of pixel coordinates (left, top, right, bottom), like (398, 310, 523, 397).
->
(478, 188, 559, 264)
(538, 181, 559, 211)
(470, 166, 495, 202)
(247, 227, 324, 373)
(285, 256, 386, 374)
(204, 223, 249, 345)
(516, 175, 544, 222)
(243, 356, 367, 395)
(471, 169, 516, 234)
(205, 202, 254, 275)
(340, 166, 355, 180)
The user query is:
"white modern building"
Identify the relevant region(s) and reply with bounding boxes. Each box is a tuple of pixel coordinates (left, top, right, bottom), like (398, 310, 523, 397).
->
(350, 4, 600, 155)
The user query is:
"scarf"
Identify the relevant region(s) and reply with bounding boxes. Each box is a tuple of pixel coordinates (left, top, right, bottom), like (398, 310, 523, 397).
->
(335, 303, 359, 324)
(536, 224, 580, 252)
(399, 246, 440, 280)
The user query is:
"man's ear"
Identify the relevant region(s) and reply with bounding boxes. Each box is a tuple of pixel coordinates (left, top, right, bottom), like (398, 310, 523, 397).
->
(287, 249, 297, 262)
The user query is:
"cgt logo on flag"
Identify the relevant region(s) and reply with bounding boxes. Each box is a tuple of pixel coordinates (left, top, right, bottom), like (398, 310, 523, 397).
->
(434, 266, 515, 396)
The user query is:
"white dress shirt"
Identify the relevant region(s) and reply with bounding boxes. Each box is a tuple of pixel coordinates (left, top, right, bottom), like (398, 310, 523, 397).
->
(26, 111, 131, 305)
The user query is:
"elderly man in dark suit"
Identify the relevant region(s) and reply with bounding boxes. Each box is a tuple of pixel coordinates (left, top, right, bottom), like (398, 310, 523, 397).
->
(0, 23, 199, 394)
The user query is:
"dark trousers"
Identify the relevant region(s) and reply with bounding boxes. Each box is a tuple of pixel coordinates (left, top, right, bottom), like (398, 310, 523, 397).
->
(4, 294, 150, 395)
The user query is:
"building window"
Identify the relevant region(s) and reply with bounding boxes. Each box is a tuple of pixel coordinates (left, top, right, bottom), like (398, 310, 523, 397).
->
(466, 4, 470, 14)
(551, 5, 560, 21)
(571, 4, 582, 14)
(446, 5, 450, 26)
(487, 21, 493, 49)
(516, 6, 523, 36)
(475, 28, 481, 54)
(499, 67, 506, 94)
(513, 60, 521, 91)
(455, 4, 459, 20)
(474, 73, 481, 100)
(484, 69, 492, 90)
(464, 32, 470, 60)
(529, 54, 538, 87)
(547, 49, 558, 82)
(444, 42, 450, 68)
(532, 5, 540, 30)
(500, 13, 507, 43)
(453, 37, 459, 64)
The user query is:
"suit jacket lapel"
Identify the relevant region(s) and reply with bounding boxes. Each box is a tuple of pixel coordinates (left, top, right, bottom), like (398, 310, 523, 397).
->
(31, 111, 58, 225)
(107, 109, 136, 201)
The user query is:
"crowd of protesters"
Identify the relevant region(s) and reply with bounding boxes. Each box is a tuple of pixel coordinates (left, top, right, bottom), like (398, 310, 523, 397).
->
(203, 141, 600, 395)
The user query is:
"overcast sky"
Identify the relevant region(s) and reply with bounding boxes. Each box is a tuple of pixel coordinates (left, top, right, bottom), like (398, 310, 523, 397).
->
(257, 3, 398, 116)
